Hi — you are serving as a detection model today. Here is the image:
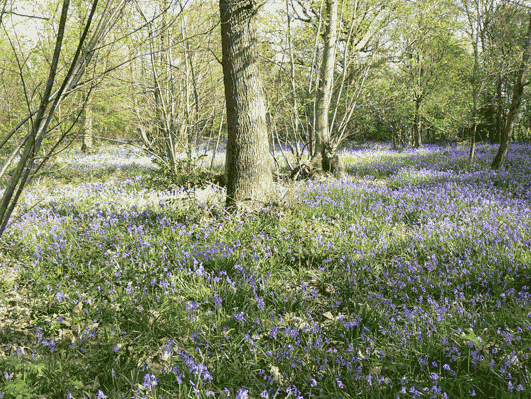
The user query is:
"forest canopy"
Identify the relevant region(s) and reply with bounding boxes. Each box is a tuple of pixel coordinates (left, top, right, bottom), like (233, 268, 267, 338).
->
(1, 0, 531, 151)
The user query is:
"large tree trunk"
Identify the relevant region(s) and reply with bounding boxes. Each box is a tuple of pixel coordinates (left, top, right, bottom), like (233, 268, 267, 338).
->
(491, 12, 531, 170)
(220, 0, 273, 210)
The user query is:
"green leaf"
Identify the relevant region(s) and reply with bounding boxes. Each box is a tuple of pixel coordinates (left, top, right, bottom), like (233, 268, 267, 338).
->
(459, 328, 481, 347)
(70, 380, 85, 388)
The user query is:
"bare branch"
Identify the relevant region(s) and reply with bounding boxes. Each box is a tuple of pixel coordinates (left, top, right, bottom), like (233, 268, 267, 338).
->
(5, 11, 50, 20)
(0, 0, 8, 26)
(0, 0, 72, 238)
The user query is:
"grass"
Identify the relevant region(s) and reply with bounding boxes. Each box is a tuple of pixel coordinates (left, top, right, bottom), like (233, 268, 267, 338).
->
(0, 141, 530, 399)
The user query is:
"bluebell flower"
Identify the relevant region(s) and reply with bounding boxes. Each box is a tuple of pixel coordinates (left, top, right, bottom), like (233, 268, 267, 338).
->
(213, 296, 222, 307)
(143, 374, 158, 391)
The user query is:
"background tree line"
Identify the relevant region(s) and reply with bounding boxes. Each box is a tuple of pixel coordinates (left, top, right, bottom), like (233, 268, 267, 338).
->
(2, 0, 531, 148)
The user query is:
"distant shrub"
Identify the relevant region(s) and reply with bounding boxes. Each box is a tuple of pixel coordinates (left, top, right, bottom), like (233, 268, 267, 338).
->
(147, 154, 216, 190)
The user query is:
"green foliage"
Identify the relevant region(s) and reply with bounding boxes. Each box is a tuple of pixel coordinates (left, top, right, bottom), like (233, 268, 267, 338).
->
(147, 154, 214, 190)
(0, 355, 46, 399)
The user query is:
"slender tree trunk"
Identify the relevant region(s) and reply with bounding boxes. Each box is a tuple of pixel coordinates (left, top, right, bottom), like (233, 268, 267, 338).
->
(493, 76, 503, 144)
(286, 0, 299, 140)
(81, 95, 93, 153)
(219, 0, 273, 210)
(391, 121, 397, 150)
(413, 97, 422, 148)
(0, 0, 72, 238)
(147, 0, 179, 175)
(182, 16, 192, 162)
(491, 12, 531, 170)
(312, 0, 344, 177)
(160, 0, 178, 170)
(469, 47, 478, 164)
(412, 48, 424, 148)
(0, 0, 128, 239)
(314, 0, 338, 161)
(186, 26, 201, 154)
(469, 122, 477, 159)
(307, 103, 314, 157)
(465, 0, 481, 164)
(307, 1, 325, 159)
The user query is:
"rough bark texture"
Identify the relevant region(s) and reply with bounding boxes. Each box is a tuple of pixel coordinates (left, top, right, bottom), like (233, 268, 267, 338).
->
(321, 142, 345, 178)
(290, 142, 345, 180)
(491, 12, 531, 170)
(220, 0, 273, 210)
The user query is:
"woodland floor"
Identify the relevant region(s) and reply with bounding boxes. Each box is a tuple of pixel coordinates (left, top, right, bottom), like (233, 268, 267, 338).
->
(1, 140, 530, 399)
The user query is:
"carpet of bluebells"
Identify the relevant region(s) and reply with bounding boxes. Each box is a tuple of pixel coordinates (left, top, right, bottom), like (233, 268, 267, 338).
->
(0, 141, 530, 399)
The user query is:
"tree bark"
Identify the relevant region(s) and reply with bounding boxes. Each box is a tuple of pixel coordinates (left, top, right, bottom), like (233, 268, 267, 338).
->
(492, 76, 503, 144)
(219, 0, 273, 210)
(312, 0, 344, 177)
(491, 12, 531, 170)
(286, 0, 299, 140)
(413, 97, 422, 148)
(469, 33, 478, 163)
(184, 19, 201, 155)
(314, 0, 338, 161)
